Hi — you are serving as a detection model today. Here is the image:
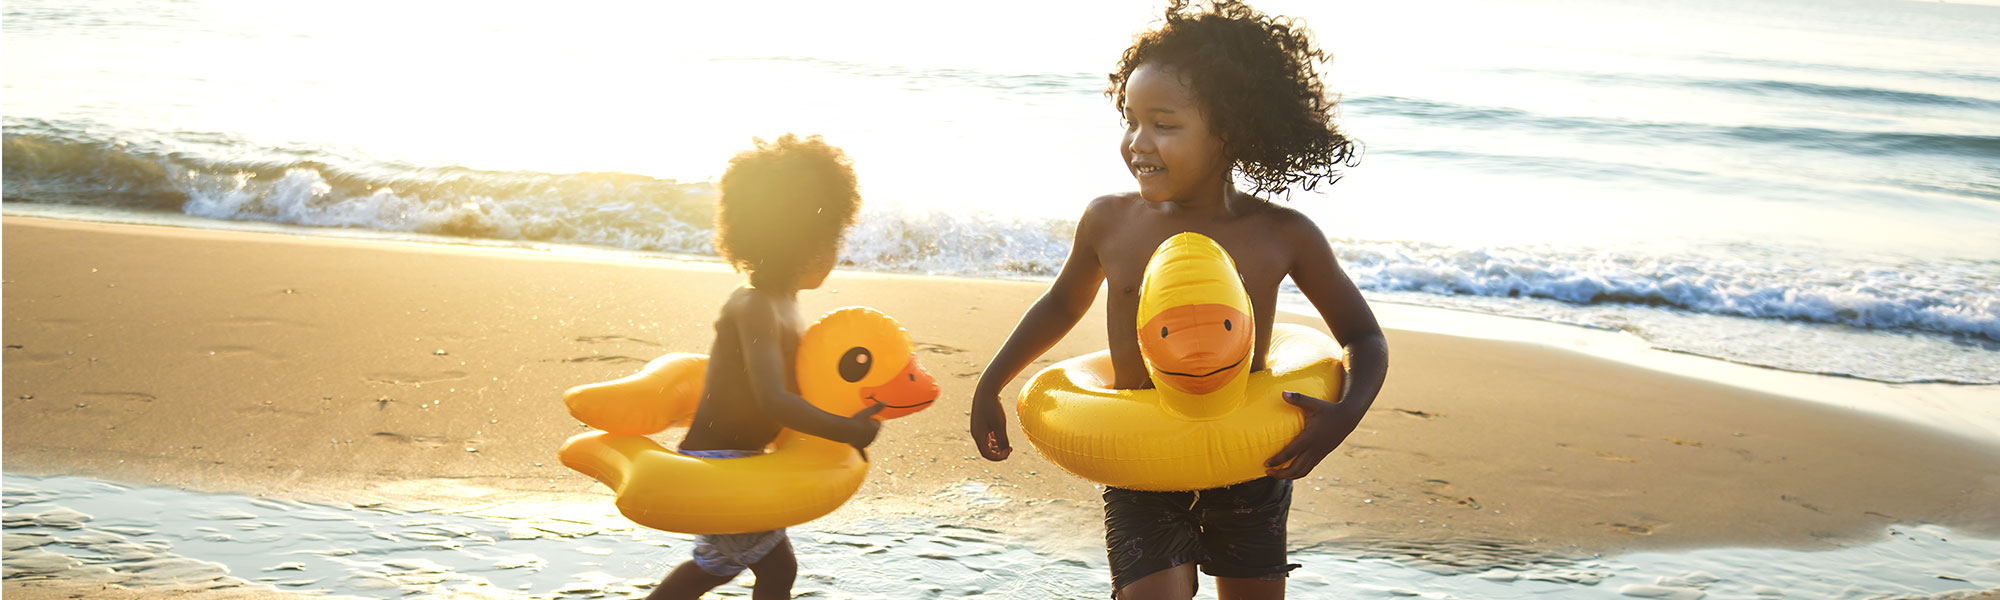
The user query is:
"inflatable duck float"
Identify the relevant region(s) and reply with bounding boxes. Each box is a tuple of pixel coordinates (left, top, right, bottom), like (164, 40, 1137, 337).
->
(559, 307, 937, 534)
(1018, 232, 1343, 491)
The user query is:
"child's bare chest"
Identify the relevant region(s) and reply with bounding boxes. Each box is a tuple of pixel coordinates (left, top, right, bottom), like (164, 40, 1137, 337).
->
(1097, 224, 1293, 298)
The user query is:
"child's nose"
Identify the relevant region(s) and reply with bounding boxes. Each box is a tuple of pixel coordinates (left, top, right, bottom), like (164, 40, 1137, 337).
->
(1126, 130, 1155, 155)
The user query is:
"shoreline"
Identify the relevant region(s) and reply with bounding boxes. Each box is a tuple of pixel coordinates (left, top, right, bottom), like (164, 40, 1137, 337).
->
(8, 202, 1995, 400)
(7, 215, 2000, 597)
(1355, 301, 2000, 443)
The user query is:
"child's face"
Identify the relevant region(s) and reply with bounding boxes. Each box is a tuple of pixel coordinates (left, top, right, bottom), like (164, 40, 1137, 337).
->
(1120, 63, 1229, 205)
(798, 247, 837, 290)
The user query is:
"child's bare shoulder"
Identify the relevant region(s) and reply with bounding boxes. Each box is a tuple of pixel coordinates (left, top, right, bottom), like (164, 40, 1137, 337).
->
(1245, 197, 1327, 240)
(717, 286, 778, 323)
(1084, 192, 1147, 216)
(1075, 192, 1148, 237)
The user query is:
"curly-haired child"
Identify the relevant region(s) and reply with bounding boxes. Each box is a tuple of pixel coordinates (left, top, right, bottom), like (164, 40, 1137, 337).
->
(649, 134, 884, 600)
(965, 2, 1389, 598)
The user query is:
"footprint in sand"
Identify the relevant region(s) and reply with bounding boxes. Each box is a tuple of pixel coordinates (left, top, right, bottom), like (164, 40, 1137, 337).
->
(916, 342, 966, 356)
(1419, 480, 1483, 511)
(372, 432, 446, 449)
(1557, 443, 1639, 463)
(574, 335, 659, 346)
(1391, 408, 1439, 420)
(211, 316, 314, 329)
(4, 349, 69, 366)
(1594, 451, 1638, 463)
(31, 317, 86, 330)
(201, 345, 287, 361)
(363, 371, 469, 386)
(1780, 494, 1828, 514)
(1342, 443, 1443, 465)
(1601, 522, 1653, 535)
(1629, 434, 1704, 448)
(80, 392, 158, 404)
(560, 355, 647, 364)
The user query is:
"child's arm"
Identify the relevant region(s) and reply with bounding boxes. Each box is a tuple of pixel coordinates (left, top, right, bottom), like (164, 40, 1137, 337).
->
(968, 199, 1113, 461)
(733, 294, 885, 451)
(1263, 216, 1389, 480)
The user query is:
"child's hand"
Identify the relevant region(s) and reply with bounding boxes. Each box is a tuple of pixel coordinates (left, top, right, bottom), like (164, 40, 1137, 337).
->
(1265, 391, 1362, 479)
(968, 395, 1012, 461)
(846, 403, 887, 461)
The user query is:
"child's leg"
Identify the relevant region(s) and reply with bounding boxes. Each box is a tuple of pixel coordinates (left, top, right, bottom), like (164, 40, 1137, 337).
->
(1192, 477, 1298, 600)
(1116, 563, 1197, 599)
(1104, 486, 1203, 599)
(646, 560, 733, 600)
(651, 529, 787, 599)
(744, 537, 798, 600)
(1213, 576, 1284, 600)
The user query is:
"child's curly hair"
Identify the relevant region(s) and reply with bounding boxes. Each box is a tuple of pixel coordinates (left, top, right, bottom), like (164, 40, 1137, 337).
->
(713, 134, 861, 285)
(1109, 0, 1361, 196)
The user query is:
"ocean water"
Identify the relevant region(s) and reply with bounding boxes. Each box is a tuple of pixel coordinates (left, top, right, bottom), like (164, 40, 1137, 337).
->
(7, 474, 2000, 599)
(5, 0, 1998, 385)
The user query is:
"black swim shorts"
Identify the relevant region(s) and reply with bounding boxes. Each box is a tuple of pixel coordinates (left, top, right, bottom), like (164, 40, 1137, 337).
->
(1102, 476, 1300, 594)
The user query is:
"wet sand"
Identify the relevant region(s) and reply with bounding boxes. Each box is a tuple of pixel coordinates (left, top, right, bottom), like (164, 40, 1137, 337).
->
(6, 216, 2000, 598)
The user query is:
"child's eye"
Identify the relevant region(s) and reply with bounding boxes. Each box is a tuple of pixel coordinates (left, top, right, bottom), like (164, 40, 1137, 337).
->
(1155, 122, 1177, 131)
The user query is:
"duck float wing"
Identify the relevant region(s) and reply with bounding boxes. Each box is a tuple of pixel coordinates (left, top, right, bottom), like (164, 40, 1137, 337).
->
(564, 353, 705, 435)
(558, 431, 865, 534)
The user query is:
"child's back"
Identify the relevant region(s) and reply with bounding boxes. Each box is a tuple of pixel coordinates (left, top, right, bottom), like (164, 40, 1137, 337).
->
(680, 286, 819, 452)
(679, 135, 877, 455)
(968, 2, 1389, 598)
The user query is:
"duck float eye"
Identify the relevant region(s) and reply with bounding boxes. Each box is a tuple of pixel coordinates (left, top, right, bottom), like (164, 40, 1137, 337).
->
(838, 347, 872, 383)
(1016, 232, 1343, 492)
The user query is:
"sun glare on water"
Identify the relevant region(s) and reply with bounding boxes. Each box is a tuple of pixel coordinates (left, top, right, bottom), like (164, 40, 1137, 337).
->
(112, 0, 1161, 196)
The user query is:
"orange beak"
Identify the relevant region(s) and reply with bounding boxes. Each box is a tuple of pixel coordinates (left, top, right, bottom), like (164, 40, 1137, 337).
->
(1139, 303, 1252, 395)
(859, 354, 939, 419)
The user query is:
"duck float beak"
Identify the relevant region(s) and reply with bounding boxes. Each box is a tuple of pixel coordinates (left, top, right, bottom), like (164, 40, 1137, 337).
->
(861, 354, 938, 419)
(1140, 303, 1252, 395)
(1137, 232, 1254, 418)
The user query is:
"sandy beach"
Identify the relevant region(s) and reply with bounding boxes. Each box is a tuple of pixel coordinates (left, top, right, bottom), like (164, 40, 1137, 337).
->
(6, 216, 2000, 599)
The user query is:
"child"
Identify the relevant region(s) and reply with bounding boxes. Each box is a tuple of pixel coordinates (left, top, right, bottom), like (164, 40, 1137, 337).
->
(650, 134, 885, 600)
(966, 1, 1389, 598)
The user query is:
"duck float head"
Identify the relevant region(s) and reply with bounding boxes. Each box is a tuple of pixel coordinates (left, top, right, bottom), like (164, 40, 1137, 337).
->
(1137, 232, 1254, 419)
(798, 307, 939, 420)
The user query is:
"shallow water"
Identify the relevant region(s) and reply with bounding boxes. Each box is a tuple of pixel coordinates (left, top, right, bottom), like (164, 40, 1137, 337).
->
(4, 474, 1997, 599)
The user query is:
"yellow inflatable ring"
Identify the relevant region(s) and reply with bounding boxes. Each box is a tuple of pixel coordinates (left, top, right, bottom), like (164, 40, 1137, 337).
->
(1018, 232, 1343, 491)
(558, 307, 938, 534)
